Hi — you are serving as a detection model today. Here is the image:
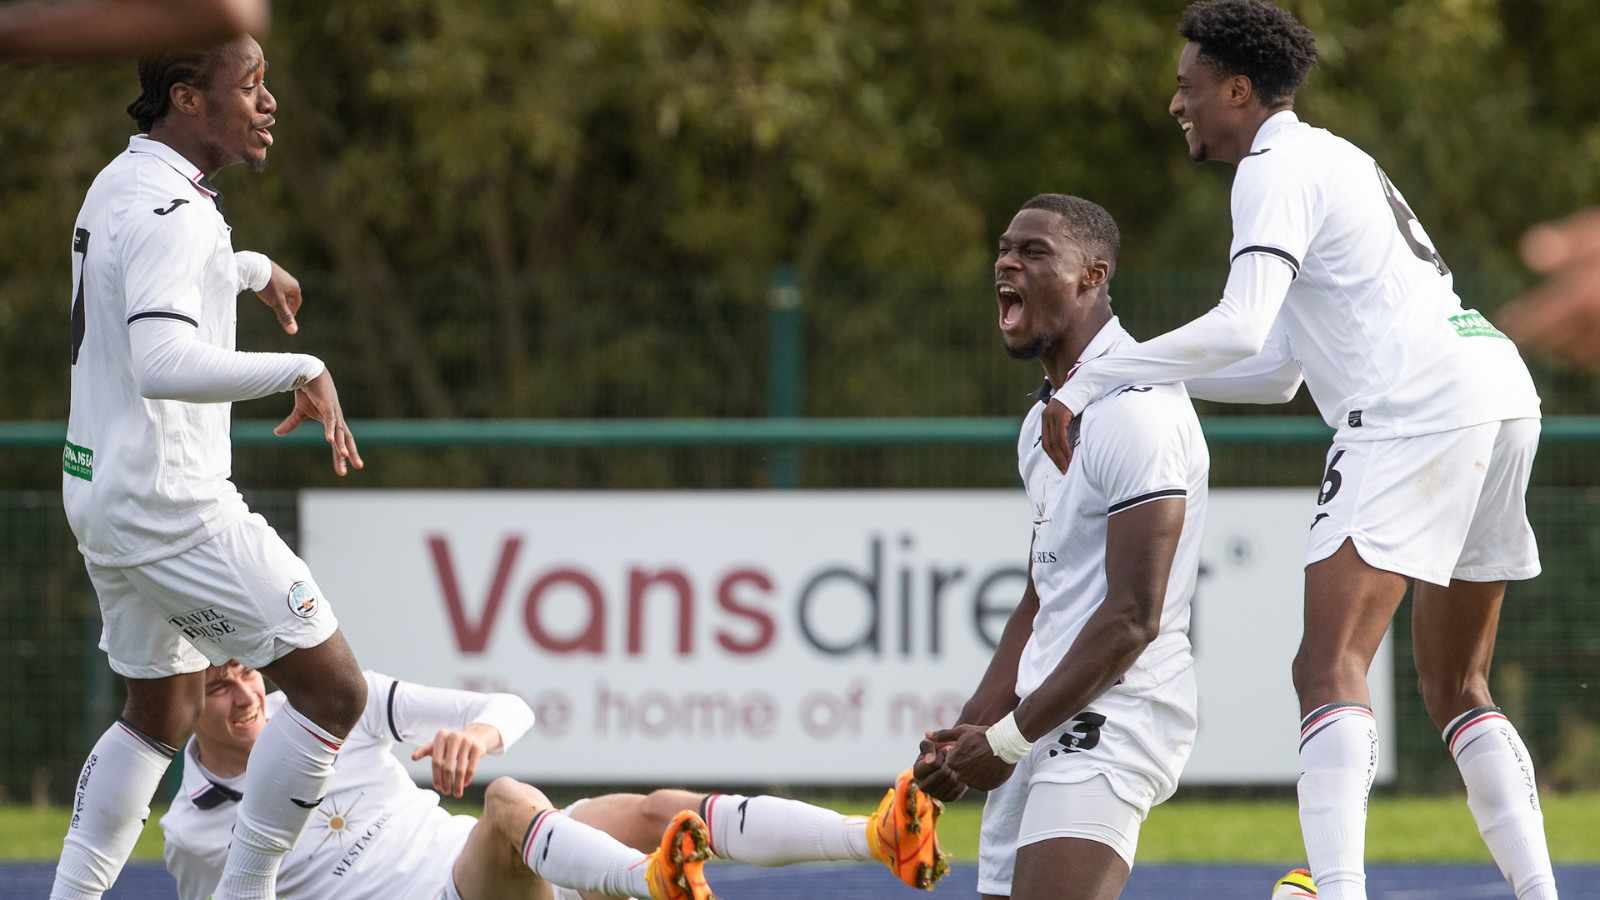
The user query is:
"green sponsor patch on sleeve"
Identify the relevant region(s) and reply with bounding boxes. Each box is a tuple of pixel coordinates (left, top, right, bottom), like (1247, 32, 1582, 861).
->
(62, 441, 93, 481)
(1449, 310, 1509, 339)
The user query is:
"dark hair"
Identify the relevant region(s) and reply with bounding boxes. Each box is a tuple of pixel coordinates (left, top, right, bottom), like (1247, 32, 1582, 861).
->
(127, 48, 225, 132)
(1018, 194, 1121, 265)
(1179, 0, 1318, 106)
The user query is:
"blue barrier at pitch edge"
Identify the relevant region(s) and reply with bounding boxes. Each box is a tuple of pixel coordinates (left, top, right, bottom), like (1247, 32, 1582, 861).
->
(2, 862, 1597, 899)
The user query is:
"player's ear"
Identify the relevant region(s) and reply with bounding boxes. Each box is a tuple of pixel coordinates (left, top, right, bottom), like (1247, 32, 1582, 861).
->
(1082, 258, 1111, 291)
(169, 80, 205, 119)
(1228, 73, 1253, 108)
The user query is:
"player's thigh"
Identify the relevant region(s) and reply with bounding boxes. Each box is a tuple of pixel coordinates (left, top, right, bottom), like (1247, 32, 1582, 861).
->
(1009, 777, 1141, 900)
(87, 559, 210, 681)
(1306, 426, 1495, 588)
(122, 513, 338, 671)
(978, 755, 1033, 898)
(1451, 418, 1541, 583)
(1411, 578, 1505, 727)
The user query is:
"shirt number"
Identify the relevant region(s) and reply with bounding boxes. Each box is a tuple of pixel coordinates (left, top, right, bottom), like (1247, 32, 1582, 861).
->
(1375, 163, 1448, 276)
(71, 228, 90, 364)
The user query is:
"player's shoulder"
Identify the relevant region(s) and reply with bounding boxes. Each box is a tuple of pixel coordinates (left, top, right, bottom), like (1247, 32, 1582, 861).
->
(1080, 382, 1199, 450)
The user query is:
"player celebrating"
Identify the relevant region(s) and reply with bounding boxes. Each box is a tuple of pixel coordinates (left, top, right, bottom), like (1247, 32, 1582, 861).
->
(162, 662, 948, 900)
(916, 195, 1208, 900)
(55, 37, 370, 900)
(1036, 4, 1555, 900)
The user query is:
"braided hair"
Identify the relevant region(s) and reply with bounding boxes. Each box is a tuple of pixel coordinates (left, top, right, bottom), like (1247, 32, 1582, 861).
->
(126, 48, 221, 132)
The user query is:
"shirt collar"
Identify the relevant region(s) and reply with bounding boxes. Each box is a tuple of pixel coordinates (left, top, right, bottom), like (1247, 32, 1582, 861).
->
(1027, 315, 1132, 402)
(181, 736, 245, 810)
(1248, 110, 1301, 156)
(127, 135, 222, 208)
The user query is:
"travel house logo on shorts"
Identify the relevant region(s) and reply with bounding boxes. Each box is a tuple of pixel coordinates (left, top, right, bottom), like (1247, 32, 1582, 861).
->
(288, 582, 319, 619)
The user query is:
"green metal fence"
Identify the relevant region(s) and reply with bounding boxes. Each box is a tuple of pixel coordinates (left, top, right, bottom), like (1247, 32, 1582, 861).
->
(2, 418, 1598, 799)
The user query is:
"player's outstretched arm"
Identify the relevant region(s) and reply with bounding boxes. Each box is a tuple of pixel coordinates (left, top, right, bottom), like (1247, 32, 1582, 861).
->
(1185, 316, 1303, 404)
(1042, 253, 1293, 472)
(1500, 207, 1600, 370)
(0, 0, 266, 61)
(274, 370, 363, 475)
(378, 676, 534, 797)
(931, 498, 1185, 790)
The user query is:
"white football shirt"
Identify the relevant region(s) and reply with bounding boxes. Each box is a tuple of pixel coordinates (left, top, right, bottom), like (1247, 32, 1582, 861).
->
(64, 136, 322, 567)
(161, 671, 535, 900)
(1014, 318, 1209, 702)
(1054, 111, 1540, 441)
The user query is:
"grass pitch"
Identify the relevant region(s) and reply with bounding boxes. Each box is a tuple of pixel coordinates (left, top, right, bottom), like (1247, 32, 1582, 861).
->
(2, 794, 1597, 863)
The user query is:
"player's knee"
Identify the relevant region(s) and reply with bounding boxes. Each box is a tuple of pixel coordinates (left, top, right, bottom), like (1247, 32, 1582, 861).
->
(640, 789, 696, 832)
(484, 777, 551, 829)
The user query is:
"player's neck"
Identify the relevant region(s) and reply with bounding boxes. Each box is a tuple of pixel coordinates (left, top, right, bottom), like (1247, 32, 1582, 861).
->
(1042, 305, 1113, 389)
(1217, 105, 1289, 165)
(145, 123, 228, 178)
(194, 735, 250, 780)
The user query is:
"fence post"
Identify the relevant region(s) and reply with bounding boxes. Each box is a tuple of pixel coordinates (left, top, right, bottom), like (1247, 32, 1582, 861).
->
(767, 266, 803, 488)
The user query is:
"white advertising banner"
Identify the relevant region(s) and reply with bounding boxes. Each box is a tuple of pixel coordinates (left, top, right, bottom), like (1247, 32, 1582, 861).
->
(302, 488, 1393, 786)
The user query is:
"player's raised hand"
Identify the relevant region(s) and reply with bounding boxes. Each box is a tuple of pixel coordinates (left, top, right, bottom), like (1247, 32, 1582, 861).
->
(927, 724, 1014, 792)
(274, 370, 364, 475)
(412, 723, 503, 798)
(1040, 398, 1076, 473)
(1499, 207, 1600, 370)
(254, 260, 302, 335)
(913, 736, 967, 803)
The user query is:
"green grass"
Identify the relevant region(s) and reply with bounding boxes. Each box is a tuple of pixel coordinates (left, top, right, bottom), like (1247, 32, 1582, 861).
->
(4, 795, 1598, 863)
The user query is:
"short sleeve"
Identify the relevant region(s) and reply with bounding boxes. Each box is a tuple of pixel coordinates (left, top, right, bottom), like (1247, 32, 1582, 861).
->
(1079, 394, 1194, 515)
(120, 199, 212, 326)
(1228, 153, 1322, 277)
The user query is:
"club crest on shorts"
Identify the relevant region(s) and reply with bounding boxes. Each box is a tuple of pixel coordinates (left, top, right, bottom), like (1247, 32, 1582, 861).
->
(287, 581, 319, 618)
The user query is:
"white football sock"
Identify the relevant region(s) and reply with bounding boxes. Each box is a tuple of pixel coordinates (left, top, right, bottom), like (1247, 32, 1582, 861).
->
(1446, 706, 1559, 900)
(521, 808, 652, 898)
(700, 793, 873, 865)
(51, 720, 177, 900)
(1298, 702, 1378, 900)
(216, 703, 342, 900)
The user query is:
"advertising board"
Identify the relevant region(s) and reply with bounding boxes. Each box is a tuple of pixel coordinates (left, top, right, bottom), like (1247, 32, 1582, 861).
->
(302, 488, 1393, 785)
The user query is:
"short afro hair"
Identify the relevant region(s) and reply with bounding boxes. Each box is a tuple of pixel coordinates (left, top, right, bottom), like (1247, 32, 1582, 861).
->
(1018, 194, 1121, 267)
(1179, 0, 1318, 107)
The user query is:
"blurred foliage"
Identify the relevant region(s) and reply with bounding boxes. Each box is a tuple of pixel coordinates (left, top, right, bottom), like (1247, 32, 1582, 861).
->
(3, 0, 1600, 423)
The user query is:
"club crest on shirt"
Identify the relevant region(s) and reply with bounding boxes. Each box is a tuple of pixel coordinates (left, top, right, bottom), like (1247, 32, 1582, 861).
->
(287, 581, 319, 618)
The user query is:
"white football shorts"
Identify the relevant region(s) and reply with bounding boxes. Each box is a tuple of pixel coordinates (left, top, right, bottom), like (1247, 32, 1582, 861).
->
(87, 512, 338, 678)
(1305, 417, 1541, 586)
(977, 665, 1197, 895)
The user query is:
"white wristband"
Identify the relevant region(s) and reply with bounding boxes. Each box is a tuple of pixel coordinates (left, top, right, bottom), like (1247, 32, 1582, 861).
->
(234, 251, 273, 293)
(986, 712, 1033, 764)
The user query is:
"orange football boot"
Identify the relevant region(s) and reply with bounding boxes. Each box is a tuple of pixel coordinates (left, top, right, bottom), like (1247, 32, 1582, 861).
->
(867, 768, 950, 890)
(644, 809, 716, 900)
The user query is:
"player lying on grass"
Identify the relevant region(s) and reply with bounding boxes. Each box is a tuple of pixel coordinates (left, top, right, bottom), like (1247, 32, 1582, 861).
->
(911, 194, 1208, 900)
(162, 662, 947, 900)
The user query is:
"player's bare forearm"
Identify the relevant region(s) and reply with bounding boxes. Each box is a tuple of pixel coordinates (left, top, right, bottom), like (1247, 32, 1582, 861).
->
(0, 0, 267, 61)
(956, 560, 1037, 727)
(1012, 498, 1184, 741)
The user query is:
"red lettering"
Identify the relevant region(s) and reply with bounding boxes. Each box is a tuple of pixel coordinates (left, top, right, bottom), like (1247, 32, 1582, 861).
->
(716, 569, 776, 654)
(627, 568, 693, 656)
(428, 535, 521, 655)
(524, 568, 606, 654)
